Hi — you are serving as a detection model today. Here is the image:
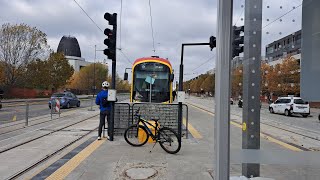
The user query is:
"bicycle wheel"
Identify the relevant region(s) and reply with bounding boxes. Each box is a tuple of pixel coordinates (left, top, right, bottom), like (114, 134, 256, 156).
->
(124, 125, 149, 146)
(158, 127, 181, 154)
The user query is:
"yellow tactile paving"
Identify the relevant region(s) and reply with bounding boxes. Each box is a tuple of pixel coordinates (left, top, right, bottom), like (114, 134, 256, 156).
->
(45, 139, 105, 180)
(183, 118, 203, 139)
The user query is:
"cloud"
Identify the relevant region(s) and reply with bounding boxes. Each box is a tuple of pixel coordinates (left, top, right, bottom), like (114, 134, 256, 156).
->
(0, 0, 303, 81)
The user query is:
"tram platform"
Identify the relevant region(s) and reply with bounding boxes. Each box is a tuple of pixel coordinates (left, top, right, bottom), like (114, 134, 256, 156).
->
(23, 97, 317, 180)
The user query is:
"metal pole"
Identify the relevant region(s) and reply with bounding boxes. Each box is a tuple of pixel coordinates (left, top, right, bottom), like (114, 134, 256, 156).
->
(25, 101, 29, 126)
(94, 45, 96, 98)
(110, 15, 117, 141)
(214, 0, 233, 179)
(110, 59, 116, 141)
(149, 81, 152, 103)
(242, 0, 262, 177)
(178, 45, 184, 143)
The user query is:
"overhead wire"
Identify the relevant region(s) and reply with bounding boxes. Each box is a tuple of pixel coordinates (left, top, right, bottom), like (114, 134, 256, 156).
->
(73, 0, 133, 65)
(72, 0, 103, 33)
(262, 3, 302, 29)
(148, 0, 156, 53)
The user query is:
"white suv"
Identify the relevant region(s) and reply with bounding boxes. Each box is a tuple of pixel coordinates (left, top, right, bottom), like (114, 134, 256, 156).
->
(269, 97, 310, 117)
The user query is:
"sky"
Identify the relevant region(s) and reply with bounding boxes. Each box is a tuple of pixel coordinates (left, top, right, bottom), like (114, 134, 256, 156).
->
(0, 0, 303, 81)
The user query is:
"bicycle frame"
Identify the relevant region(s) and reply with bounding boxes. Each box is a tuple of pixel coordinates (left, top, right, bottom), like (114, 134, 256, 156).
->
(136, 116, 159, 140)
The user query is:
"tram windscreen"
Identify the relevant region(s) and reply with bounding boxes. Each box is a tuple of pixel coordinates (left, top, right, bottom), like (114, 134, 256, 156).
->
(133, 62, 170, 102)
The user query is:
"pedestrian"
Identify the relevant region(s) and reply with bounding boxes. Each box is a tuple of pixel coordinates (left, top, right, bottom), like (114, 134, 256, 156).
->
(172, 90, 176, 101)
(96, 81, 112, 140)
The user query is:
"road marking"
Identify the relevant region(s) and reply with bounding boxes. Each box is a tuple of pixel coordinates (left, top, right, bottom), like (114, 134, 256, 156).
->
(187, 102, 304, 151)
(183, 118, 202, 139)
(46, 139, 105, 180)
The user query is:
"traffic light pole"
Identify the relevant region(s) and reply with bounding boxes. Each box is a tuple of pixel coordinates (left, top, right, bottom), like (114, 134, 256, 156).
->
(179, 40, 215, 142)
(242, 0, 262, 177)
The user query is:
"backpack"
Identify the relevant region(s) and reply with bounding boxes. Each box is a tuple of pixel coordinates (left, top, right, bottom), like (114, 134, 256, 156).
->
(102, 96, 109, 108)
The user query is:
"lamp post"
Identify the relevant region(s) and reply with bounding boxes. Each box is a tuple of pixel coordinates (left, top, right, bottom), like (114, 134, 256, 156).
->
(89, 45, 105, 111)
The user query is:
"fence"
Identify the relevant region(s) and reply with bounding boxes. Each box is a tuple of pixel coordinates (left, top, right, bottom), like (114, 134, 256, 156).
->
(113, 102, 189, 138)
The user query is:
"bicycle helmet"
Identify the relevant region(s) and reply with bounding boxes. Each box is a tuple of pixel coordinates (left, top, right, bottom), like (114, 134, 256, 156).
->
(102, 81, 109, 88)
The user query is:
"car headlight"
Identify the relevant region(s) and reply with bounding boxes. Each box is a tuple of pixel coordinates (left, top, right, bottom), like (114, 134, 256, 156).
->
(60, 98, 66, 103)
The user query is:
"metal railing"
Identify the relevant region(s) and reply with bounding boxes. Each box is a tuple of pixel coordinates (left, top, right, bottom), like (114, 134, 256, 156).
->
(0, 97, 92, 127)
(112, 102, 189, 138)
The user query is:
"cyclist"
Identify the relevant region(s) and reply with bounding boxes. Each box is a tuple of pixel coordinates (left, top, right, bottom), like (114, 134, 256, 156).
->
(96, 81, 111, 140)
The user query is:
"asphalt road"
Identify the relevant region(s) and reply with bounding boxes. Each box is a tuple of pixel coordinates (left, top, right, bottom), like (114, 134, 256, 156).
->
(0, 94, 129, 124)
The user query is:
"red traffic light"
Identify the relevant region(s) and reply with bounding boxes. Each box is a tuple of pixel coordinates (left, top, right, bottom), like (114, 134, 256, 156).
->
(104, 28, 112, 36)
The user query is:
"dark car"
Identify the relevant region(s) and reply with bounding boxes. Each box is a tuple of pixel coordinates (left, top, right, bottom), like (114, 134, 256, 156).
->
(49, 92, 80, 109)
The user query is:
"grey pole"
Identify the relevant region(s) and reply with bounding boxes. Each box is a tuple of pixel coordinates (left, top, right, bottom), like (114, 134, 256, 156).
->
(242, 0, 262, 177)
(214, 0, 233, 179)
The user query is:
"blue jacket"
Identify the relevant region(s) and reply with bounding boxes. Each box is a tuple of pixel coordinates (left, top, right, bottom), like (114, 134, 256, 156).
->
(96, 90, 111, 111)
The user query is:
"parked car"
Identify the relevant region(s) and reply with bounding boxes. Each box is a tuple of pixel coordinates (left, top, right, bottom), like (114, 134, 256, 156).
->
(49, 92, 80, 109)
(230, 98, 234, 105)
(269, 97, 310, 117)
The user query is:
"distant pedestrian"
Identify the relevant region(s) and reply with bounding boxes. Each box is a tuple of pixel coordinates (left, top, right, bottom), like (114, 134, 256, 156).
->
(172, 90, 176, 101)
(96, 81, 112, 140)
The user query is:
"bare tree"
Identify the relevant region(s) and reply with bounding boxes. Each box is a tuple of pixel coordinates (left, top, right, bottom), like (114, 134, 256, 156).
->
(0, 23, 49, 86)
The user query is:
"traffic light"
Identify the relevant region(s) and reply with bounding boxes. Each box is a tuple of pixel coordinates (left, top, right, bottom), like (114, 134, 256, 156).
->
(104, 13, 117, 61)
(232, 26, 244, 58)
(209, 36, 216, 51)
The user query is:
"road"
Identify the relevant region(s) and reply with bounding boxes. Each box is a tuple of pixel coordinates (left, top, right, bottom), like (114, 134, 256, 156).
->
(186, 95, 320, 150)
(0, 94, 129, 124)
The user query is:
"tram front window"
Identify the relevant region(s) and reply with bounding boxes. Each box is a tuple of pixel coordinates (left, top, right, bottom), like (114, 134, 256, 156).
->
(133, 63, 170, 102)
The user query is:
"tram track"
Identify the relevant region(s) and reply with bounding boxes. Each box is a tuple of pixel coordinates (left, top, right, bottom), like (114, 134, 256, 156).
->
(187, 102, 320, 150)
(0, 113, 99, 154)
(6, 126, 98, 180)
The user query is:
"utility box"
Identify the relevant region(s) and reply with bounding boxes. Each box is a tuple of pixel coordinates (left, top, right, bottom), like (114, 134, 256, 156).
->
(177, 91, 185, 103)
(108, 89, 117, 101)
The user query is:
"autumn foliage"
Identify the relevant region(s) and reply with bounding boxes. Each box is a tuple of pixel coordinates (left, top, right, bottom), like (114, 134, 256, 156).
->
(185, 56, 300, 97)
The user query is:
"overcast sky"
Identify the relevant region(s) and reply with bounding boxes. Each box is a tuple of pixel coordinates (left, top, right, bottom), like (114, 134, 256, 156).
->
(0, 0, 303, 81)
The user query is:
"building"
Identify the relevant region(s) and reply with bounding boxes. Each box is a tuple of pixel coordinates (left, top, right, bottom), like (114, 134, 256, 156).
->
(265, 30, 301, 64)
(57, 36, 91, 72)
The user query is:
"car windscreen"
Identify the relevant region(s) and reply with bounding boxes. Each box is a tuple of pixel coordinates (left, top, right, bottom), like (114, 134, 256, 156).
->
(294, 99, 308, 104)
(52, 93, 65, 97)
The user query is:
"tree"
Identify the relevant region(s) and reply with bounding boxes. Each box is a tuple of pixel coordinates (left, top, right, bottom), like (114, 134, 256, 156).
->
(264, 56, 300, 97)
(0, 23, 49, 86)
(0, 61, 5, 86)
(47, 52, 74, 90)
(68, 63, 108, 91)
(23, 59, 49, 89)
(231, 66, 243, 97)
(261, 62, 272, 96)
(201, 74, 215, 94)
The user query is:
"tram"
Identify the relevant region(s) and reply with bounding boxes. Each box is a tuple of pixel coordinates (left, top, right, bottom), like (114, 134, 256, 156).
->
(125, 56, 174, 103)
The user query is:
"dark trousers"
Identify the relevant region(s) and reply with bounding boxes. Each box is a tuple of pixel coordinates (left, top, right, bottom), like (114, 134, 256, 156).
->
(98, 110, 111, 137)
